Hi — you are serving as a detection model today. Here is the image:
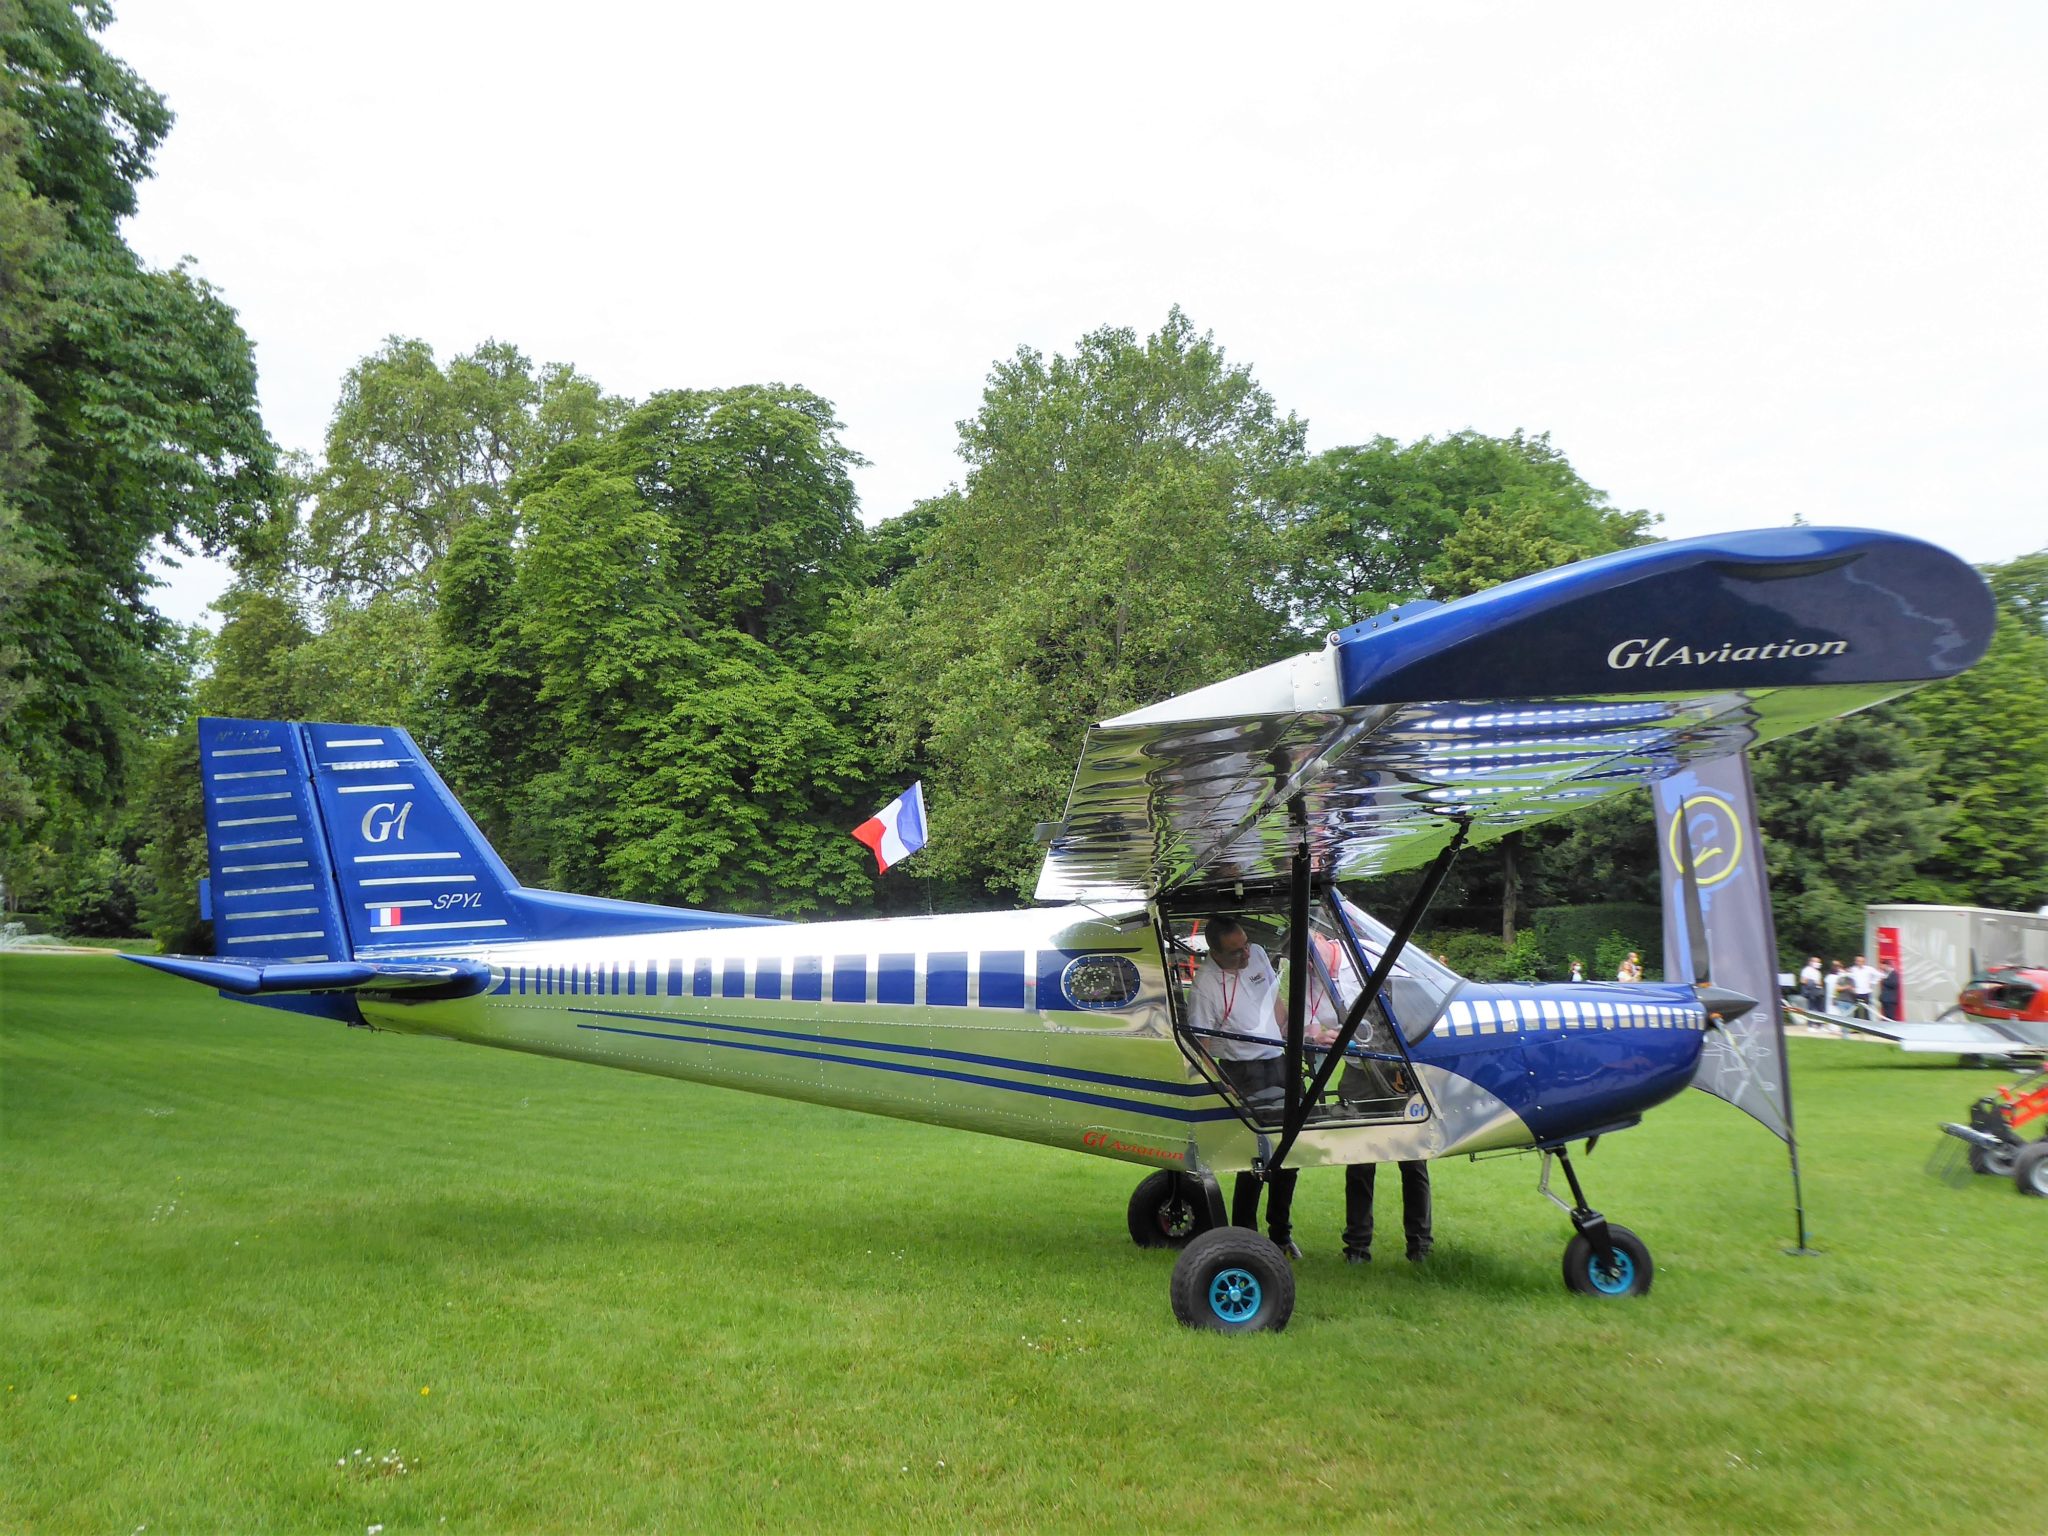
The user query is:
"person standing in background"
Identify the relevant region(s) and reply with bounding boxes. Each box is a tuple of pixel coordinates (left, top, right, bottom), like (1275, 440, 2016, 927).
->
(1799, 955, 1824, 1013)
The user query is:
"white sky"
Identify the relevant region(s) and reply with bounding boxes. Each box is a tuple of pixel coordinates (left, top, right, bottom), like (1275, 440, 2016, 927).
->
(115, 1, 2045, 627)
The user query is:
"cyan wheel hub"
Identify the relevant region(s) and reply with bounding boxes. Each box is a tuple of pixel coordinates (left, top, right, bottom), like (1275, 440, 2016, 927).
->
(1591, 1249, 1636, 1294)
(1209, 1266, 1263, 1322)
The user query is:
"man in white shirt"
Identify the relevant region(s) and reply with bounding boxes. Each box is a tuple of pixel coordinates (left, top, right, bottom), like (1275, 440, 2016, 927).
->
(1849, 955, 1880, 1020)
(1798, 956, 1824, 1013)
(1188, 918, 1298, 1256)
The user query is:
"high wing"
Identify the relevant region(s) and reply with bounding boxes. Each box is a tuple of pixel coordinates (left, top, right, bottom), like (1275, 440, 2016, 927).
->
(1035, 527, 1995, 902)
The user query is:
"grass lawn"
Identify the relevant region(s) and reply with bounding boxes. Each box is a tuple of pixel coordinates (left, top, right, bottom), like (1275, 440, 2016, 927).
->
(2, 952, 2040, 1532)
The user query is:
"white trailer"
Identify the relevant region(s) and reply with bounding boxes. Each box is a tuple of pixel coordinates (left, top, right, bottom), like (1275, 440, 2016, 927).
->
(1865, 904, 2048, 1024)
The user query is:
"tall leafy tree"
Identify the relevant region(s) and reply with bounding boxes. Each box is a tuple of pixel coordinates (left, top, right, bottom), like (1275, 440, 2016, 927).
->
(428, 512, 538, 866)
(1286, 429, 1654, 627)
(510, 386, 879, 913)
(0, 2, 273, 785)
(1893, 591, 2048, 913)
(304, 337, 623, 602)
(1751, 709, 1951, 961)
(1, 0, 274, 914)
(866, 309, 1307, 896)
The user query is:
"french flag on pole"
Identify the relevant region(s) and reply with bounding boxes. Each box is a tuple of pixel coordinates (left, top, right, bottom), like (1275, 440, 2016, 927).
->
(852, 783, 928, 873)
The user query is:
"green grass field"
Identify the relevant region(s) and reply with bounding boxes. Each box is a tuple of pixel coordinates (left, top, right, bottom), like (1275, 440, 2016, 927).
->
(3, 953, 2040, 1532)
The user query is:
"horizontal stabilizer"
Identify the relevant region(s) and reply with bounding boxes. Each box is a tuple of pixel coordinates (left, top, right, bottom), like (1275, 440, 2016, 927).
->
(125, 952, 491, 997)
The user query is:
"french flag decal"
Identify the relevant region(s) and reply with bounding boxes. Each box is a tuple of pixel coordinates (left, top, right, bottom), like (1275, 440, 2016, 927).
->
(373, 905, 404, 928)
(852, 783, 928, 874)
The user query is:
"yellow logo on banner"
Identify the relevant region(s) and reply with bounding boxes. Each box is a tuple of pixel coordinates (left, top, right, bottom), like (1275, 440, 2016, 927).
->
(1666, 791, 1744, 888)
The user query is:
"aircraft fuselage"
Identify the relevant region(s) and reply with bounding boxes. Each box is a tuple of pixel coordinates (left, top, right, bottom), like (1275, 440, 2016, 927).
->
(347, 904, 1711, 1176)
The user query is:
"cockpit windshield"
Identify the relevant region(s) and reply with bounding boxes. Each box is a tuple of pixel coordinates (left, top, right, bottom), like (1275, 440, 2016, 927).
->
(1328, 894, 1460, 1045)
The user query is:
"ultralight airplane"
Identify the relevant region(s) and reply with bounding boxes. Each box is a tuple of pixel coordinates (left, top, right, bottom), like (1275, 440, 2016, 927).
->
(129, 527, 1995, 1332)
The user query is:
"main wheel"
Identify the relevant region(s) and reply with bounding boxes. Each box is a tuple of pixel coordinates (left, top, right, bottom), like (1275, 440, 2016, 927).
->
(1170, 1228, 1296, 1333)
(2013, 1142, 2048, 1197)
(1127, 1171, 1213, 1250)
(1968, 1142, 2019, 1178)
(1562, 1224, 1654, 1297)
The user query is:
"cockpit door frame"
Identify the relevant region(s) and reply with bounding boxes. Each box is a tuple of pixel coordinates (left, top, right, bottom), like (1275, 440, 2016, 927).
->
(1265, 817, 1471, 1173)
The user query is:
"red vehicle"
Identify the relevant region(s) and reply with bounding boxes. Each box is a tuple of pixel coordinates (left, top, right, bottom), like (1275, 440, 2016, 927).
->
(1959, 965, 2048, 1032)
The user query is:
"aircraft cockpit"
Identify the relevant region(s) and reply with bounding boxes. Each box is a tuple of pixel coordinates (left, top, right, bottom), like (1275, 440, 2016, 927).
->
(1159, 890, 1457, 1131)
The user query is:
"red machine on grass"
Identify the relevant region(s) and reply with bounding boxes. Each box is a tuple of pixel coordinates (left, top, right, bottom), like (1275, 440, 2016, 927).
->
(1942, 1060, 2048, 1195)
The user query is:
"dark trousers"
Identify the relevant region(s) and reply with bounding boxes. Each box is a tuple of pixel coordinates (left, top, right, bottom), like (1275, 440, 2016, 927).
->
(1344, 1160, 1432, 1257)
(1231, 1168, 1298, 1243)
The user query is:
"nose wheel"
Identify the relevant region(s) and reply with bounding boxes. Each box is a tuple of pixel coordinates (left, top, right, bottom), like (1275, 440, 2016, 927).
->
(1541, 1148, 1654, 1298)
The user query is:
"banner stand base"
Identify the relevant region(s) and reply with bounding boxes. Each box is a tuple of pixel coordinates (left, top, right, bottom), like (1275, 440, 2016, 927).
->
(1782, 1245, 1823, 1257)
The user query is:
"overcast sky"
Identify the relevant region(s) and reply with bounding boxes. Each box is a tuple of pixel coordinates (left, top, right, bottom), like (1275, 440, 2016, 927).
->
(112, 1, 2044, 626)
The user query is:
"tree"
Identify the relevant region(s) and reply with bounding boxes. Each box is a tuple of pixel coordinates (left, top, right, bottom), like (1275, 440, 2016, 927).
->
(0, 0, 274, 888)
(1894, 598, 2048, 912)
(508, 386, 881, 913)
(1987, 549, 2048, 634)
(865, 309, 1307, 896)
(1286, 430, 1655, 628)
(1751, 709, 1951, 961)
(428, 512, 539, 868)
(304, 337, 623, 602)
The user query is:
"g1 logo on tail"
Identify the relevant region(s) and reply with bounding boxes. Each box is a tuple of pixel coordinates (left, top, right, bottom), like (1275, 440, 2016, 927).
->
(361, 801, 413, 843)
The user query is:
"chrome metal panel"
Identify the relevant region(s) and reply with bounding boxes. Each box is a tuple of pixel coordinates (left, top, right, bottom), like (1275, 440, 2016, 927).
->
(359, 904, 1247, 1168)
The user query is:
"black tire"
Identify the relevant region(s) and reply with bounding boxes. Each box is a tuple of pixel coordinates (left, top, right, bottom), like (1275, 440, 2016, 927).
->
(1127, 1171, 1213, 1250)
(1968, 1143, 2020, 1178)
(1169, 1228, 1296, 1333)
(1562, 1224, 1654, 1297)
(2013, 1142, 2048, 1198)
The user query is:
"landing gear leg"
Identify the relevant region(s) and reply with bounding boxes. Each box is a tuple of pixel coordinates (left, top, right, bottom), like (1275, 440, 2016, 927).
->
(1540, 1148, 1654, 1298)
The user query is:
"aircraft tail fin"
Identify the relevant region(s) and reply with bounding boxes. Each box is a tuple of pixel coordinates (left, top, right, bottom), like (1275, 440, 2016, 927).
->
(197, 717, 774, 965)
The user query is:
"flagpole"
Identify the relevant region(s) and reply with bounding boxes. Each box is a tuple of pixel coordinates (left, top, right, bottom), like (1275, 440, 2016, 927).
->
(1738, 766, 1821, 1258)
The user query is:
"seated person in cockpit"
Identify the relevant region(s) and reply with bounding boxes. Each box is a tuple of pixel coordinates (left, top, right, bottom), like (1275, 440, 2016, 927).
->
(1188, 917, 1286, 1112)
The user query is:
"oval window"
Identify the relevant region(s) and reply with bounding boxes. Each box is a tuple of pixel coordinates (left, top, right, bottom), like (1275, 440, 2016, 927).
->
(1061, 954, 1142, 1010)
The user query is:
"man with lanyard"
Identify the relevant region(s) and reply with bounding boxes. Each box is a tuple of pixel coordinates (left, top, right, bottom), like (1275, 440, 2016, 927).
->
(1188, 917, 1299, 1257)
(1292, 916, 1433, 1264)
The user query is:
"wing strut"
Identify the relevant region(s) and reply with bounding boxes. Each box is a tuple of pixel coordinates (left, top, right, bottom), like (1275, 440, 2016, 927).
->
(1282, 809, 1312, 1140)
(1264, 818, 1471, 1178)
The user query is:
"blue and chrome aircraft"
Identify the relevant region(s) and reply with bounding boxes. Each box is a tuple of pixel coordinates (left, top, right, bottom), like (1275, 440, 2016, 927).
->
(130, 527, 1994, 1331)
